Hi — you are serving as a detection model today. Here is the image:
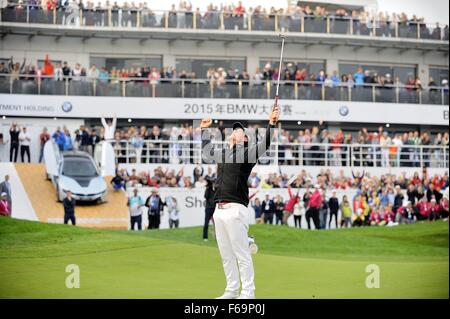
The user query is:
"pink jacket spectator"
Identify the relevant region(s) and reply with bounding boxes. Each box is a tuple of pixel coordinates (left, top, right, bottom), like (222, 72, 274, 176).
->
(284, 187, 300, 213)
(0, 200, 10, 217)
(417, 202, 431, 218)
(383, 210, 395, 223)
(308, 190, 322, 209)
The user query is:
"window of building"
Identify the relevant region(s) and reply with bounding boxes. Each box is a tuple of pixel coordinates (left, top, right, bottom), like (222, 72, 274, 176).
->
(429, 67, 449, 85)
(176, 58, 246, 78)
(259, 59, 325, 77)
(90, 56, 162, 72)
(339, 63, 417, 83)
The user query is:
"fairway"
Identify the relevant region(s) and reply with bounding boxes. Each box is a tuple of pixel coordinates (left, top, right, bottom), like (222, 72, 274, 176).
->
(0, 217, 448, 299)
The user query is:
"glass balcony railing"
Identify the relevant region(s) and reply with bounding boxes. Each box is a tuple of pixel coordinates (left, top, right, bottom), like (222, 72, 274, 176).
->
(0, 74, 448, 105)
(1, 5, 449, 41)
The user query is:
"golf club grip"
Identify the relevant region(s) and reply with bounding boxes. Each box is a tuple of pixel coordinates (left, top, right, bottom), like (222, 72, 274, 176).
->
(274, 95, 278, 108)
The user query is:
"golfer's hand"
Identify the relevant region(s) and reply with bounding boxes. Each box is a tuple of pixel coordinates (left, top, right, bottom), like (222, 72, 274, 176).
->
(200, 118, 213, 129)
(269, 105, 279, 126)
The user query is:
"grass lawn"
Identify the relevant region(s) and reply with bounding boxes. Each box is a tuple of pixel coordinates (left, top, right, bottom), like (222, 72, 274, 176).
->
(0, 217, 448, 298)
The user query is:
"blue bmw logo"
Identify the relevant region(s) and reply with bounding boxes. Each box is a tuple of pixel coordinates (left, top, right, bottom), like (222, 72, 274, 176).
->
(61, 101, 73, 113)
(339, 105, 349, 116)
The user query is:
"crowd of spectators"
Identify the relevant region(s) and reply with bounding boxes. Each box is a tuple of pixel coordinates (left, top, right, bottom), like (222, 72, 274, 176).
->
(3, 0, 449, 40)
(2, 56, 449, 91)
(3, 121, 449, 169)
(115, 162, 449, 230)
(250, 174, 449, 229)
(108, 122, 448, 168)
(2, 120, 449, 231)
(113, 157, 449, 193)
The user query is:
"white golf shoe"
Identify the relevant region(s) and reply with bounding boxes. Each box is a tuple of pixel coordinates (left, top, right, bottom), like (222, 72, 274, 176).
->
(215, 291, 239, 299)
(237, 293, 255, 299)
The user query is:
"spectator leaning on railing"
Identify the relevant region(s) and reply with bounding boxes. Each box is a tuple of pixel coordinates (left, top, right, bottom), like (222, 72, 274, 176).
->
(2, 0, 449, 41)
(1, 54, 448, 105)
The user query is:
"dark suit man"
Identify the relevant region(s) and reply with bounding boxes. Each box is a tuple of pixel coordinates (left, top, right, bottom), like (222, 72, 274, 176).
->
(63, 191, 76, 225)
(328, 191, 339, 229)
(9, 124, 20, 162)
(262, 194, 275, 224)
(145, 189, 165, 229)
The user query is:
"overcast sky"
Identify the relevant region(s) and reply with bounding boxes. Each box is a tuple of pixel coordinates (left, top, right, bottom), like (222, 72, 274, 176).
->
(123, 0, 449, 24)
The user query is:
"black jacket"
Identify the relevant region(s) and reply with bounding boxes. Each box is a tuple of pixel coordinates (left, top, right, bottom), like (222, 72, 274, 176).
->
(144, 195, 165, 215)
(204, 186, 216, 209)
(407, 189, 419, 205)
(202, 124, 275, 206)
(262, 200, 275, 214)
(328, 197, 339, 212)
(10, 129, 20, 144)
(63, 197, 76, 215)
(275, 201, 284, 215)
(426, 189, 443, 203)
(76, 130, 90, 146)
(394, 193, 404, 211)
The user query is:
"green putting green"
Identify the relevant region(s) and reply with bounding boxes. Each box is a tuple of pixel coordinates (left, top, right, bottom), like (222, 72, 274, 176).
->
(0, 217, 448, 298)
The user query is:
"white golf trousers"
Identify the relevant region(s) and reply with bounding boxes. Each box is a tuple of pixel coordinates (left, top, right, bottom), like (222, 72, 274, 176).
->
(214, 202, 255, 298)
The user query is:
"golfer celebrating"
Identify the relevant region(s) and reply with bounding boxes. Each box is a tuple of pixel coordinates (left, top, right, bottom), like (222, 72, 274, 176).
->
(200, 106, 279, 299)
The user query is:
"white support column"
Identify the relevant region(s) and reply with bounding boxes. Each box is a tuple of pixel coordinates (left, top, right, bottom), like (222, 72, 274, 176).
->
(163, 54, 176, 69)
(326, 59, 339, 76)
(246, 54, 259, 75)
(419, 64, 429, 85)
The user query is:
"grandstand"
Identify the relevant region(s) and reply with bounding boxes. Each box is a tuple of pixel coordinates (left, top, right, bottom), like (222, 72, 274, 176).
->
(0, 0, 449, 228)
(0, 0, 449, 301)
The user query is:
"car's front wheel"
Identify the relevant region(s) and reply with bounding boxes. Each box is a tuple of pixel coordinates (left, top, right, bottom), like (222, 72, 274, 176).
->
(97, 195, 107, 204)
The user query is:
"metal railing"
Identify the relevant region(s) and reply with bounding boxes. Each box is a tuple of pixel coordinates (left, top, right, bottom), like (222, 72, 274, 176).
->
(1, 5, 449, 41)
(1, 74, 448, 105)
(108, 139, 449, 169)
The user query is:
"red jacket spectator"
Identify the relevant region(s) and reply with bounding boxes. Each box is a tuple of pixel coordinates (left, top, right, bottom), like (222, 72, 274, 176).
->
(284, 186, 300, 213)
(332, 130, 344, 150)
(308, 189, 322, 209)
(411, 176, 421, 186)
(234, 2, 245, 15)
(370, 211, 381, 224)
(42, 54, 54, 77)
(353, 198, 364, 213)
(383, 210, 395, 223)
(432, 175, 445, 189)
(430, 201, 441, 216)
(47, 0, 57, 11)
(417, 201, 432, 218)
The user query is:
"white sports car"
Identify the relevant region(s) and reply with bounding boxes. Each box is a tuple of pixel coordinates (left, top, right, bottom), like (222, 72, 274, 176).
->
(44, 141, 115, 203)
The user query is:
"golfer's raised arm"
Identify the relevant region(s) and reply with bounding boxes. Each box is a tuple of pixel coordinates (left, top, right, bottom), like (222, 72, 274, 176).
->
(249, 105, 279, 159)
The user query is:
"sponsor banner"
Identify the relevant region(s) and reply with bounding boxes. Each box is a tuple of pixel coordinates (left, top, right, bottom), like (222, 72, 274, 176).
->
(0, 94, 448, 125)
